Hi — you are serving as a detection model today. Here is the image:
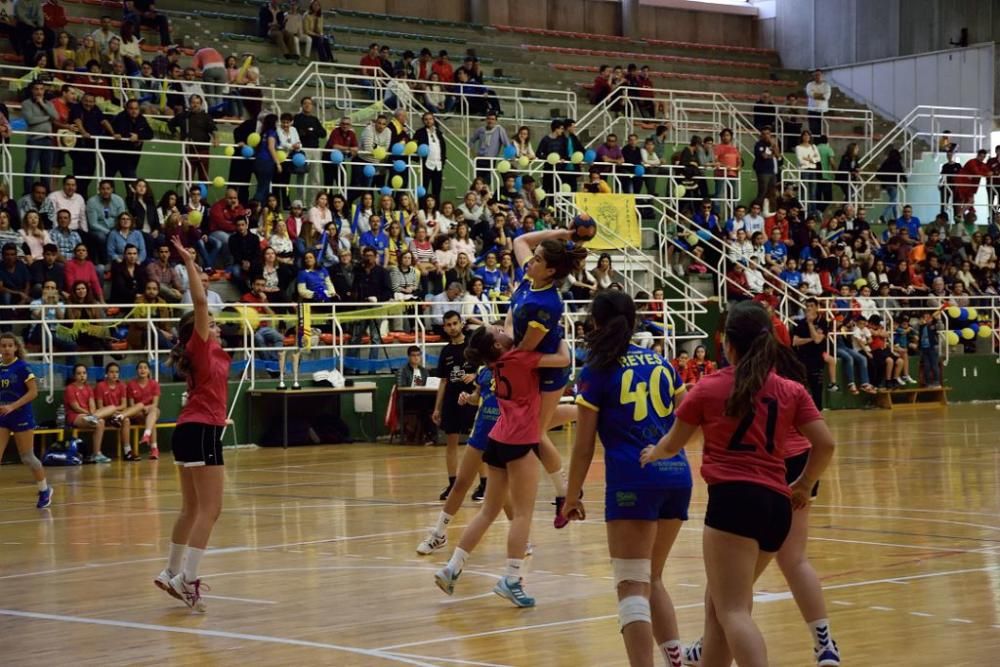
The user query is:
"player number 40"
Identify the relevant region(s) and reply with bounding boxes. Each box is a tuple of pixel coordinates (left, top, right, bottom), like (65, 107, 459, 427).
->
(619, 367, 673, 422)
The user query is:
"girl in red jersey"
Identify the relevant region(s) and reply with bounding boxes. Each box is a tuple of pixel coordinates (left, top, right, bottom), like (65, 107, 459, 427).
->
(641, 301, 835, 667)
(64, 364, 117, 464)
(153, 237, 232, 613)
(435, 324, 570, 608)
(95, 362, 147, 461)
(128, 360, 162, 459)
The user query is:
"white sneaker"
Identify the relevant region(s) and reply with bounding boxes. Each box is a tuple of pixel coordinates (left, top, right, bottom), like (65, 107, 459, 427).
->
(903, 375, 918, 384)
(434, 565, 460, 596)
(815, 640, 841, 666)
(169, 573, 208, 612)
(416, 531, 447, 555)
(154, 569, 182, 600)
(682, 637, 703, 666)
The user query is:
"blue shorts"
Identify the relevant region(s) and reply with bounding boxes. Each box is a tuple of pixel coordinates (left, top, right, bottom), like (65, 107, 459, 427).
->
(605, 486, 692, 522)
(0, 408, 36, 433)
(467, 421, 495, 452)
(539, 366, 572, 393)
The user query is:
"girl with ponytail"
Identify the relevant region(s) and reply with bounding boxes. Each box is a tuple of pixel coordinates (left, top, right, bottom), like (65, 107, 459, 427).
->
(154, 236, 232, 614)
(562, 291, 691, 667)
(640, 300, 836, 667)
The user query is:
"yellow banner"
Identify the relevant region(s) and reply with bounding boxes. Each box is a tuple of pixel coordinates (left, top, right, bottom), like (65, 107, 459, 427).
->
(573, 193, 641, 250)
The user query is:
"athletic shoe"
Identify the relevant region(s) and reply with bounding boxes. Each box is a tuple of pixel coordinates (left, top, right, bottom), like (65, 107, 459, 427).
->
(154, 569, 182, 600)
(149, 447, 160, 460)
(109, 413, 124, 427)
(434, 565, 460, 595)
(524, 542, 534, 557)
(896, 377, 907, 386)
(827, 383, 840, 392)
(471, 481, 486, 502)
(89, 453, 112, 464)
(553, 496, 569, 529)
(123, 450, 141, 462)
(493, 576, 535, 608)
(416, 531, 447, 555)
(83, 414, 100, 427)
(36, 486, 53, 509)
(682, 638, 703, 666)
(438, 482, 454, 501)
(903, 375, 918, 384)
(169, 573, 208, 612)
(815, 640, 841, 666)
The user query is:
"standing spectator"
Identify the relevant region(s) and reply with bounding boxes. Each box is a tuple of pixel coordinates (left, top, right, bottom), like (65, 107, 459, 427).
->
(281, 1, 309, 60)
(252, 113, 281, 205)
(752, 126, 779, 203)
(468, 113, 509, 181)
(918, 311, 942, 388)
(536, 119, 566, 196)
(123, 0, 170, 46)
(795, 130, 821, 214)
(294, 96, 327, 190)
(351, 245, 391, 356)
(752, 91, 776, 131)
(814, 134, 835, 212)
(595, 133, 624, 180)
(273, 112, 302, 209)
(590, 65, 612, 105)
(15, 0, 47, 56)
(304, 0, 333, 63)
(67, 93, 105, 197)
(324, 116, 358, 191)
(876, 148, 907, 221)
(227, 217, 260, 291)
(356, 114, 392, 194)
(167, 94, 217, 185)
(21, 81, 58, 194)
(805, 69, 830, 136)
(360, 42, 382, 96)
(414, 112, 446, 203)
(782, 93, 804, 151)
(85, 179, 126, 259)
(620, 133, 643, 195)
(102, 98, 153, 185)
(714, 128, 742, 200)
(939, 150, 961, 215)
(792, 297, 832, 407)
(954, 148, 991, 208)
(192, 47, 227, 110)
(207, 188, 246, 266)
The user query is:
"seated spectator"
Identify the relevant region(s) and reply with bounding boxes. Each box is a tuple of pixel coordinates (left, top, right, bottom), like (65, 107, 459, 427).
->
(445, 251, 474, 289)
(145, 243, 182, 302)
(330, 249, 355, 300)
(0, 242, 30, 309)
(29, 242, 64, 296)
(461, 276, 494, 327)
(590, 65, 612, 105)
(64, 364, 112, 464)
(228, 217, 260, 292)
(106, 212, 146, 264)
(281, 1, 310, 61)
(591, 252, 624, 290)
(682, 345, 716, 387)
(64, 242, 103, 301)
(297, 250, 335, 303)
(19, 210, 50, 263)
(427, 281, 464, 335)
(181, 269, 223, 314)
(261, 246, 291, 298)
(109, 243, 146, 303)
(208, 188, 246, 266)
(240, 275, 285, 361)
(123, 0, 170, 46)
(303, 0, 333, 62)
(126, 279, 173, 350)
(359, 216, 389, 265)
(28, 278, 76, 352)
(86, 179, 127, 257)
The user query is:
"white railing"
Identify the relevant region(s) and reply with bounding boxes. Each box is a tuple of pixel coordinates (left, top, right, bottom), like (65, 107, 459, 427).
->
(857, 105, 988, 172)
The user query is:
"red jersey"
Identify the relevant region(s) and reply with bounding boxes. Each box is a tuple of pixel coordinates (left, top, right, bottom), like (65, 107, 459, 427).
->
(64, 383, 93, 425)
(95, 380, 127, 409)
(675, 367, 822, 497)
(785, 428, 810, 458)
(177, 332, 231, 427)
(489, 349, 543, 445)
(128, 378, 161, 406)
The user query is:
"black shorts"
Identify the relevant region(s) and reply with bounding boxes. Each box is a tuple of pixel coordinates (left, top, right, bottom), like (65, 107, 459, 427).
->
(704, 482, 792, 553)
(441, 398, 476, 435)
(785, 451, 819, 499)
(172, 422, 225, 467)
(482, 438, 538, 469)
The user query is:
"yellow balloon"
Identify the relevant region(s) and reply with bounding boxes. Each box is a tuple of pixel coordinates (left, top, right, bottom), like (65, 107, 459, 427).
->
(187, 210, 203, 226)
(517, 155, 530, 169)
(496, 160, 511, 174)
(560, 183, 572, 193)
(571, 151, 584, 164)
(686, 232, 699, 246)
(224, 145, 235, 157)
(546, 152, 560, 165)
(372, 146, 387, 161)
(404, 141, 418, 155)
(276, 150, 288, 163)
(212, 176, 226, 188)
(675, 184, 687, 198)
(390, 175, 403, 189)
(233, 305, 261, 331)
(967, 308, 978, 320)
(534, 188, 547, 201)
(946, 306, 961, 319)
(945, 330, 959, 346)
(978, 325, 993, 338)
(247, 132, 261, 148)
(853, 278, 867, 289)
(961, 328, 975, 340)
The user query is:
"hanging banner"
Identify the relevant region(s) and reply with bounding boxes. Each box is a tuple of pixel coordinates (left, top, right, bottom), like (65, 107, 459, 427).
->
(573, 193, 641, 250)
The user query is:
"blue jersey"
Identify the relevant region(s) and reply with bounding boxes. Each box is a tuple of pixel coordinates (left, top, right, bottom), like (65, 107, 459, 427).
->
(0, 358, 35, 406)
(576, 345, 691, 490)
(467, 367, 501, 451)
(510, 278, 564, 355)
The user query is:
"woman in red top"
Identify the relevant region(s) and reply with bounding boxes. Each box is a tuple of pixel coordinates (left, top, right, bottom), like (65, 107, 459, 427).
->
(128, 360, 162, 459)
(153, 237, 231, 613)
(681, 345, 716, 387)
(64, 363, 117, 464)
(641, 301, 835, 667)
(95, 361, 146, 462)
(435, 325, 570, 609)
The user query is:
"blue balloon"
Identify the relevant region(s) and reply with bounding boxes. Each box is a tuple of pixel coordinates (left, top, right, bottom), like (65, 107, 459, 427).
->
(971, 323, 981, 333)
(380, 185, 393, 196)
(415, 186, 427, 198)
(502, 144, 517, 160)
(292, 152, 307, 168)
(391, 142, 405, 156)
(696, 228, 713, 241)
(959, 308, 969, 321)
(363, 164, 376, 178)
(10, 117, 26, 131)
(241, 145, 255, 158)
(329, 149, 344, 164)
(198, 183, 208, 198)
(392, 159, 406, 173)
(514, 176, 523, 190)
(584, 149, 597, 163)
(634, 165, 645, 177)
(417, 144, 429, 158)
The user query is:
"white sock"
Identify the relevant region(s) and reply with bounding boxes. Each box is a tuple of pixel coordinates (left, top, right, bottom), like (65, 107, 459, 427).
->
(182, 546, 205, 582)
(505, 558, 523, 580)
(549, 468, 567, 497)
(37, 480, 48, 492)
(143, 429, 152, 438)
(433, 511, 453, 536)
(166, 542, 186, 574)
(123, 443, 132, 454)
(447, 547, 469, 574)
(660, 640, 683, 667)
(808, 618, 832, 647)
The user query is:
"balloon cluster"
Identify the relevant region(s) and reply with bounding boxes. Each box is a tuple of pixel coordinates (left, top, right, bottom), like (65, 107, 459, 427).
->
(943, 306, 992, 344)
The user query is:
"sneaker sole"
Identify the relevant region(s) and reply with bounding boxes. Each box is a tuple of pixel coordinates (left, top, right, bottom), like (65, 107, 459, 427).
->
(434, 571, 456, 596)
(493, 582, 535, 608)
(155, 578, 183, 601)
(416, 539, 447, 556)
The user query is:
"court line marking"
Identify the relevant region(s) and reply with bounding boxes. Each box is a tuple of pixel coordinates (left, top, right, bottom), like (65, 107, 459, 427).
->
(202, 594, 277, 605)
(0, 608, 438, 666)
(383, 653, 513, 667)
(440, 592, 498, 605)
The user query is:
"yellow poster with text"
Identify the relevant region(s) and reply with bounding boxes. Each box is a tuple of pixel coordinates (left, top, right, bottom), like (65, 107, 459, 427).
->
(573, 193, 641, 250)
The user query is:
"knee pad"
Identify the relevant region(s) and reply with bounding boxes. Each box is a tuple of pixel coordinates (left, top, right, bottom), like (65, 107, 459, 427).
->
(611, 558, 651, 587)
(19, 450, 43, 472)
(618, 595, 651, 631)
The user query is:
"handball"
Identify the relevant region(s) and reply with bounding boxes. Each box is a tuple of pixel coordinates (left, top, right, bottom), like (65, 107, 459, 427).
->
(571, 213, 597, 243)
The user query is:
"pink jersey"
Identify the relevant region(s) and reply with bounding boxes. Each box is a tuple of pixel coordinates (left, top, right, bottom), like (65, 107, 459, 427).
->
(95, 380, 127, 409)
(64, 383, 93, 425)
(128, 378, 161, 406)
(675, 367, 821, 497)
(177, 332, 231, 427)
(784, 428, 811, 458)
(488, 349, 543, 445)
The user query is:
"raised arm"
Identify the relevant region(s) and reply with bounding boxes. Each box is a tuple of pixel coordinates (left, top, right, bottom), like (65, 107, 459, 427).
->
(511, 227, 572, 267)
(170, 236, 210, 341)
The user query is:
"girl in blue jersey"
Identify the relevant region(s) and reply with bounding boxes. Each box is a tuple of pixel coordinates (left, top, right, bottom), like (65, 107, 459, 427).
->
(0, 333, 52, 508)
(509, 224, 589, 527)
(563, 291, 690, 667)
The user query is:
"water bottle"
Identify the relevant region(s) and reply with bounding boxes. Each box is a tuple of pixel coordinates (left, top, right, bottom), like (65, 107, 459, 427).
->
(181, 391, 189, 407)
(56, 404, 66, 429)
(413, 368, 423, 387)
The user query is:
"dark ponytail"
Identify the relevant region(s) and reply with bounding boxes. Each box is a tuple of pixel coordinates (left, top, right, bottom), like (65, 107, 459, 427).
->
(585, 290, 636, 370)
(539, 239, 588, 281)
(169, 310, 197, 380)
(464, 325, 502, 367)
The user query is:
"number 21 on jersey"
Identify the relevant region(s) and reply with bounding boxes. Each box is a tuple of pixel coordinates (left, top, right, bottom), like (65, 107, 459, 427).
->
(619, 367, 674, 422)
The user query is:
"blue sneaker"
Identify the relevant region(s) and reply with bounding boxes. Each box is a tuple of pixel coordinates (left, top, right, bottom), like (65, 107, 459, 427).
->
(36, 486, 53, 509)
(816, 641, 840, 666)
(434, 565, 460, 596)
(493, 576, 535, 608)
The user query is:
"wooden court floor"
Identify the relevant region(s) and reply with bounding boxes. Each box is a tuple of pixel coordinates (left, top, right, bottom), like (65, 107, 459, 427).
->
(2, 403, 1000, 666)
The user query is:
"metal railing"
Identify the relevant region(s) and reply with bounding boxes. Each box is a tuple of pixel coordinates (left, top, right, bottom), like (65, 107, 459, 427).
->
(857, 105, 988, 172)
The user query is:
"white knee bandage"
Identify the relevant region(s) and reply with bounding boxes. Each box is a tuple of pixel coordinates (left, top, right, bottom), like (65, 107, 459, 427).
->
(611, 558, 651, 587)
(19, 450, 42, 472)
(618, 595, 651, 631)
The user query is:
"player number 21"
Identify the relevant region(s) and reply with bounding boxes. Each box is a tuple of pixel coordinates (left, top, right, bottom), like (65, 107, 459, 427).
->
(619, 367, 672, 422)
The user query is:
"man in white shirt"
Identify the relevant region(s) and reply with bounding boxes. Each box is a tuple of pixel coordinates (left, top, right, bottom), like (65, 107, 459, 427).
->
(182, 273, 224, 314)
(45, 175, 87, 233)
(91, 15, 116, 54)
(428, 282, 465, 334)
(805, 69, 831, 136)
(743, 201, 766, 236)
(355, 114, 392, 191)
